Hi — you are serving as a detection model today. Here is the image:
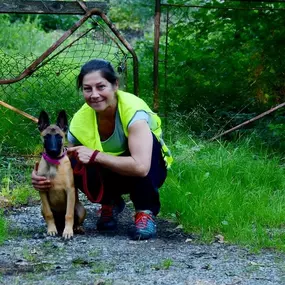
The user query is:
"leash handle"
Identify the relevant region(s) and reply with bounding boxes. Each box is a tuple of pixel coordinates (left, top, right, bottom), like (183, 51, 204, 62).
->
(88, 150, 100, 164)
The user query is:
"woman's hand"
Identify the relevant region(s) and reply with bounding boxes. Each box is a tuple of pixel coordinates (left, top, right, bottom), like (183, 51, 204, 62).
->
(67, 146, 96, 164)
(31, 162, 51, 191)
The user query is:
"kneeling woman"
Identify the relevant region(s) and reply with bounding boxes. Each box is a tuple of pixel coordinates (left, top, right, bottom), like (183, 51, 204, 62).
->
(32, 59, 173, 240)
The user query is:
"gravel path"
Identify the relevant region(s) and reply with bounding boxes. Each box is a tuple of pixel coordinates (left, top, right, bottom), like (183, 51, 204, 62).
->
(1, 197, 285, 285)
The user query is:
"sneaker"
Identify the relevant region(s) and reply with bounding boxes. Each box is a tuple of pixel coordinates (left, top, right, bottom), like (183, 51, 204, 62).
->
(96, 197, 125, 231)
(129, 210, 157, 240)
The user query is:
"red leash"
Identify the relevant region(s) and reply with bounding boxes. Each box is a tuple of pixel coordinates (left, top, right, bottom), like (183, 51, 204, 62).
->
(73, 150, 104, 203)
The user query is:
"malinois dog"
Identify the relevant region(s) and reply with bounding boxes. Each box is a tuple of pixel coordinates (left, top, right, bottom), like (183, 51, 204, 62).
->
(37, 110, 86, 239)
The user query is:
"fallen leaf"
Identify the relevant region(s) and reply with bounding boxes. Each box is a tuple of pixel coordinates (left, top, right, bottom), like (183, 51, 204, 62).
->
(215, 234, 225, 243)
(175, 224, 183, 230)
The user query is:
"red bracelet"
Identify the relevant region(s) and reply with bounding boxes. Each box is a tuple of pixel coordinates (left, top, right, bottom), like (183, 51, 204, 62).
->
(88, 150, 100, 164)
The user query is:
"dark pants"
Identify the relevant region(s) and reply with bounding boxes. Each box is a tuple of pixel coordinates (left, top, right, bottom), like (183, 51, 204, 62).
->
(73, 134, 167, 216)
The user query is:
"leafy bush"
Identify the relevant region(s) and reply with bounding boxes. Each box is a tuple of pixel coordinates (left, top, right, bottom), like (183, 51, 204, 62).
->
(0, 15, 62, 56)
(9, 14, 80, 32)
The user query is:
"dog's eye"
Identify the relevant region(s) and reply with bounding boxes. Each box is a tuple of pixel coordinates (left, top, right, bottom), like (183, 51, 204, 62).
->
(55, 134, 62, 141)
(44, 134, 51, 141)
(44, 134, 62, 142)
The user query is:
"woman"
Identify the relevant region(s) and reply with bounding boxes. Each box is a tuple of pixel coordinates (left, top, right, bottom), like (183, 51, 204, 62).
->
(32, 59, 173, 240)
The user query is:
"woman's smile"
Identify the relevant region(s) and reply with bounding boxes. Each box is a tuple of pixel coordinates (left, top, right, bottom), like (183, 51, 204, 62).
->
(90, 99, 105, 104)
(82, 71, 118, 112)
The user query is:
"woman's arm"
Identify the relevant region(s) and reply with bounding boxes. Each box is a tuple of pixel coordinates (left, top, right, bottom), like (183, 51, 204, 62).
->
(67, 120, 153, 177)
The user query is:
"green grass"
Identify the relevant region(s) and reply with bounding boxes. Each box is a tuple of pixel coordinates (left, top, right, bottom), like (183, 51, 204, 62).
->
(0, 152, 39, 244)
(0, 156, 40, 206)
(152, 258, 173, 270)
(160, 135, 285, 251)
(0, 210, 7, 244)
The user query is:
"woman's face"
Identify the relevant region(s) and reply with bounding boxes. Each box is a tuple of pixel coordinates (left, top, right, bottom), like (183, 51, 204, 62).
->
(82, 71, 118, 112)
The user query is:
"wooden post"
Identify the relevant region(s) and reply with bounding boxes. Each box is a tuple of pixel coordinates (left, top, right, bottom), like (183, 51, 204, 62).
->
(0, 100, 38, 123)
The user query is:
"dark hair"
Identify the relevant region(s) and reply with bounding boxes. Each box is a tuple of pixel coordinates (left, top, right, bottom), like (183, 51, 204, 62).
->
(77, 59, 118, 90)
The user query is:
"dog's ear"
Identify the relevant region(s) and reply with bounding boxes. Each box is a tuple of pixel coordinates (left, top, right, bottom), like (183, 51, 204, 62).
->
(38, 110, 50, 132)
(56, 110, 68, 132)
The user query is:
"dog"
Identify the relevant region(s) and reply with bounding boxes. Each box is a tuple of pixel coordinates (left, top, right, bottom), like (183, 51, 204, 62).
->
(37, 110, 86, 239)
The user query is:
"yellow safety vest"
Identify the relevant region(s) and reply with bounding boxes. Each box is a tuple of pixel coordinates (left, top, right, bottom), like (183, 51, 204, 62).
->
(69, 90, 173, 168)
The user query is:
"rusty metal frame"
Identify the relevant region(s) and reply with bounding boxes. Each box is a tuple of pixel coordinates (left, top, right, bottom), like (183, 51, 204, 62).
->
(162, 6, 170, 135)
(153, 0, 161, 112)
(0, 2, 139, 96)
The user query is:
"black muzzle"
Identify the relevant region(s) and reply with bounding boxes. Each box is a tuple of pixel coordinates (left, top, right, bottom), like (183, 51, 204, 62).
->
(44, 134, 63, 158)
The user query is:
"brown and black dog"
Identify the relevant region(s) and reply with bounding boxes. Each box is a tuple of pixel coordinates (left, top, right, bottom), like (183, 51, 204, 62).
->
(37, 110, 86, 239)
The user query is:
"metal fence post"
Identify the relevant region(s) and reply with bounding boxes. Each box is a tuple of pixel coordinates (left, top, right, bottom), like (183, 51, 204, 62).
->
(153, 0, 161, 112)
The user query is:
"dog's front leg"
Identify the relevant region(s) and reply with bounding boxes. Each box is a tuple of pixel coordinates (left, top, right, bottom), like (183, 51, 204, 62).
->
(40, 192, 58, 236)
(63, 187, 75, 239)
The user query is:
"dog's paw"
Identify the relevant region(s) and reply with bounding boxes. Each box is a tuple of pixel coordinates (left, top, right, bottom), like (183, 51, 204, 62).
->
(62, 227, 74, 240)
(47, 225, 58, 236)
(74, 226, 85, 235)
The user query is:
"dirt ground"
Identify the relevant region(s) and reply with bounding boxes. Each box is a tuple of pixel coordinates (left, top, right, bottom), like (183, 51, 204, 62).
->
(1, 196, 285, 285)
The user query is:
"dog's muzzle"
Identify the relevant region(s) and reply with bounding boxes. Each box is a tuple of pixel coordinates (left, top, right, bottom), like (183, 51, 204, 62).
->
(44, 134, 63, 158)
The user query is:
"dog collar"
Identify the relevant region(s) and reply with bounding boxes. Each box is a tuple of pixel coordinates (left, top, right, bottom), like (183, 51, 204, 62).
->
(42, 148, 67, 165)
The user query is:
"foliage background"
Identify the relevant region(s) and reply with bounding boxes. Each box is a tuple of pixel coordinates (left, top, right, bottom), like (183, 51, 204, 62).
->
(1, 0, 285, 152)
(158, 1, 285, 143)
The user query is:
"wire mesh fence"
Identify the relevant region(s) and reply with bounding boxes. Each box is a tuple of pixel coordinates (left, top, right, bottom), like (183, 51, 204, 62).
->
(0, 14, 133, 157)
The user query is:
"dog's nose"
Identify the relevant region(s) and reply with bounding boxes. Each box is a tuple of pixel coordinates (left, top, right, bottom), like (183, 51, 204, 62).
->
(48, 149, 60, 158)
